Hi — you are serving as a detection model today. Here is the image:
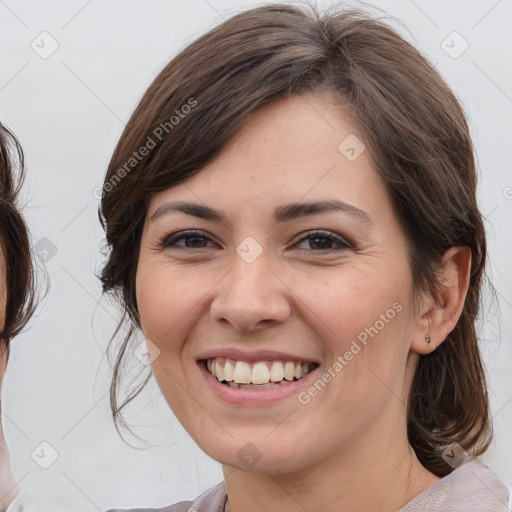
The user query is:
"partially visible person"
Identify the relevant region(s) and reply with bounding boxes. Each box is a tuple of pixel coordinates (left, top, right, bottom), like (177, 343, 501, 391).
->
(0, 122, 37, 512)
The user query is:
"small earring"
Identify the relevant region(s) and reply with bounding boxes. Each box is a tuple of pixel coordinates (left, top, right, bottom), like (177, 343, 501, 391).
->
(425, 334, 431, 344)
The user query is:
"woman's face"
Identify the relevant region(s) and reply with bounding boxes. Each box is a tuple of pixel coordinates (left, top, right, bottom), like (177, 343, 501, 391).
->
(136, 92, 423, 474)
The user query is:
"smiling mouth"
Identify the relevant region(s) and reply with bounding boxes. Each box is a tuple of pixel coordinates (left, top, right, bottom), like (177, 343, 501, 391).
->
(203, 357, 319, 389)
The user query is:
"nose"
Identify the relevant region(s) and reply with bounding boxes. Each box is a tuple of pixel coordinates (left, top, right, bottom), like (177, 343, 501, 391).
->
(209, 249, 291, 332)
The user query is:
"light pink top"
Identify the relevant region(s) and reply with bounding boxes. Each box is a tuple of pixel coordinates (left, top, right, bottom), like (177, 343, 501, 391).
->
(107, 457, 511, 512)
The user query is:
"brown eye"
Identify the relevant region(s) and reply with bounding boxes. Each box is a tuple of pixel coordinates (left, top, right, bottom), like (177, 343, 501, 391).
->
(162, 230, 214, 249)
(293, 230, 352, 252)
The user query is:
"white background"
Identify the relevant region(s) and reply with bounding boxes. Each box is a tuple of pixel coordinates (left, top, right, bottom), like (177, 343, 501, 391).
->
(1, 0, 511, 510)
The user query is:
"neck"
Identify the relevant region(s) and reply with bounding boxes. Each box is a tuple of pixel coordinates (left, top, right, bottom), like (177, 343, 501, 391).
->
(222, 414, 440, 512)
(0, 425, 19, 510)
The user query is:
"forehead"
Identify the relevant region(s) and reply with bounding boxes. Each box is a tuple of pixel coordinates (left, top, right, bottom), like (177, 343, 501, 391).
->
(148, 92, 387, 220)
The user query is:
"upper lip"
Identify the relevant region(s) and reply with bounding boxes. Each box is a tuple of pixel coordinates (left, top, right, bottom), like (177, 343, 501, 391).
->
(197, 348, 319, 364)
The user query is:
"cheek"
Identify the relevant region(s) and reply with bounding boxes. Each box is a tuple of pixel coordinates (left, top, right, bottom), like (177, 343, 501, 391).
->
(136, 261, 211, 353)
(291, 267, 413, 396)
(135, 262, 206, 415)
(293, 266, 406, 344)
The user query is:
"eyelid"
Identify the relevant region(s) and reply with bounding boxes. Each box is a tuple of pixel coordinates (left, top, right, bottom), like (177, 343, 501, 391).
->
(292, 229, 353, 250)
(161, 228, 353, 252)
(161, 229, 216, 248)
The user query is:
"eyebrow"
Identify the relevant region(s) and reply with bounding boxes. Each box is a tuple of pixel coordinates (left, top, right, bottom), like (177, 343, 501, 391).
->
(150, 199, 372, 225)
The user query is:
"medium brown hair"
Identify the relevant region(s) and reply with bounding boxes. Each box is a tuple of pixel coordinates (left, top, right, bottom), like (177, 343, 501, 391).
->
(0, 122, 37, 350)
(100, 2, 491, 476)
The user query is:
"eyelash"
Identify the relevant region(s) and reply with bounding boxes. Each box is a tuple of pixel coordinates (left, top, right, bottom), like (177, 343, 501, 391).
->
(160, 229, 352, 253)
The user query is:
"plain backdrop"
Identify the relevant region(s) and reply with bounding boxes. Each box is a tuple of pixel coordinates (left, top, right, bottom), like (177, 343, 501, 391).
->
(1, 0, 511, 510)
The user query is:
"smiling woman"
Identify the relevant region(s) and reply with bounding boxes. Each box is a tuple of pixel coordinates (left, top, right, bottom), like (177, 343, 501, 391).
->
(99, 3, 510, 511)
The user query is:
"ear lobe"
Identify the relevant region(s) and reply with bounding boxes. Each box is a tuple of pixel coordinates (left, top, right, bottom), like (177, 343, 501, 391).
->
(410, 246, 471, 355)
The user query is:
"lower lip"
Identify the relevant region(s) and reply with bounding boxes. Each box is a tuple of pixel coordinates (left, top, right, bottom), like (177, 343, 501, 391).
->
(197, 361, 319, 406)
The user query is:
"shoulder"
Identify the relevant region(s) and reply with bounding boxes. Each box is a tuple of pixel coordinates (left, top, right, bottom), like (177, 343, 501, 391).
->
(399, 457, 510, 512)
(105, 504, 190, 512)
(105, 481, 227, 512)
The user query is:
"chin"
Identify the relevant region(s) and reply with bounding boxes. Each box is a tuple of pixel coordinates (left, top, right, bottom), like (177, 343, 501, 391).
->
(197, 431, 315, 475)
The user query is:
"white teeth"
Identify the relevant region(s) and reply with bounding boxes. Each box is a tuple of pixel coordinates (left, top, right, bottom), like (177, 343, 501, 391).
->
(233, 361, 252, 384)
(251, 362, 270, 384)
(269, 361, 284, 382)
(207, 358, 217, 377)
(283, 361, 295, 381)
(227, 382, 282, 390)
(206, 358, 316, 386)
(223, 359, 235, 381)
(215, 360, 224, 381)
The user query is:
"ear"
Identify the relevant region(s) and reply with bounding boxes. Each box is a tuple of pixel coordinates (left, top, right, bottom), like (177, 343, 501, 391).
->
(410, 246, 471, 354)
